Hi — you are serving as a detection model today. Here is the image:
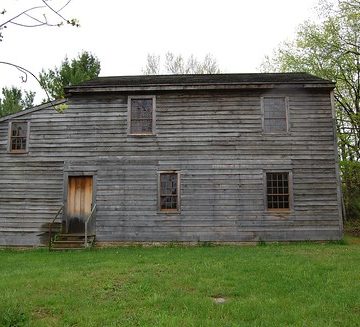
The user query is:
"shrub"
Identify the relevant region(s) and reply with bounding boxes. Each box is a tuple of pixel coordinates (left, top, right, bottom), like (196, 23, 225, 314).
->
(340, 160, 360, 220)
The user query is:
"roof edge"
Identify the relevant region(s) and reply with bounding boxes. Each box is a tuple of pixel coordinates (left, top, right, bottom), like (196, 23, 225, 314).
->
(65, 82, 335, 95)
(0, 99, 67, 122)
(65, 73, 335, 95)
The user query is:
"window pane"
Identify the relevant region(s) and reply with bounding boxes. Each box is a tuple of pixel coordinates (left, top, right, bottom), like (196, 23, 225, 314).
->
(266, 172, 289, 210)
(131, 119, 152, 134)
(264, 98, 287, 133)
(161, 196, 177, 210)
(130, 99, 153, 133)
(12, 122, 27, 137)
(161, 173, 177, 194)
(160, 173, 178, 210)
(11, 122, 27, 151)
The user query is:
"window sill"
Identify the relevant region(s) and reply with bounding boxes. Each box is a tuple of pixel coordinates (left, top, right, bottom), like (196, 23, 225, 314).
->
(262, 131, 290, 135)
(128, 133, 156, 137)
(266, 209, 291, 214)
(9, 150, 28, 154)
(158, 209, 180, 214)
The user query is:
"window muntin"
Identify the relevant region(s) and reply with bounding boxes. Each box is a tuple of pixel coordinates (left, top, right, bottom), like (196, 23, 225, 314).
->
(266, 172, 290, 210)
(10, 122, 28, 153)
(263, 97, 287, 133)
(128, 97, 155, 135)
(159, 172, 180, 212)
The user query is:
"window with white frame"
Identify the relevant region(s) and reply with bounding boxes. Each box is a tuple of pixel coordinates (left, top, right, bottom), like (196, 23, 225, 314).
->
(128, 96, 156, 135)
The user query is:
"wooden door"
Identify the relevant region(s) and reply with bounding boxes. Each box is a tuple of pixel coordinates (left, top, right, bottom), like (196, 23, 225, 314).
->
(66, 176, 93, 233)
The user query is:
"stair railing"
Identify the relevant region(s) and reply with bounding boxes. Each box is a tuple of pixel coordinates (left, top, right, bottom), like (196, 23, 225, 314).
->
(84, 204, 97, 248)
(48, 205, 64, 250)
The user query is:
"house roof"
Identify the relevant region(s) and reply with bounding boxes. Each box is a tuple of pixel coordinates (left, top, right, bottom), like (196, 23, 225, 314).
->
(65, 73, 335, 94)
(0, 99, 66, 122)
(0, 73, 334, 121)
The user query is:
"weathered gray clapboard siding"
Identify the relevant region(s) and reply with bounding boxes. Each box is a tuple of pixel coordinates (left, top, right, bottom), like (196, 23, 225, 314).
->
(0, 159, 63, 245)
(0, 82, 342, 245)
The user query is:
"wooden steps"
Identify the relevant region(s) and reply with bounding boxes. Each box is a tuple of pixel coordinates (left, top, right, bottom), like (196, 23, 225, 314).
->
(50, 233, 95, 251)
(48, 222, 62, 236)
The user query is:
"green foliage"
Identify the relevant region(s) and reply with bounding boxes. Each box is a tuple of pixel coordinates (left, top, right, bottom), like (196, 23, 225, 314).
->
(327, 238, 347, 245)
(262, 0, 360, 219)
(261, 0, 360, 158)
(340, 160, 360, 219)
(344, 218, 360, 236)
(39, 51, 101, 100)
(0, 87, 35, 118)
(197, 241, 215, 247)
(257, 239, 267, 246)
(54, 103, 68, 113)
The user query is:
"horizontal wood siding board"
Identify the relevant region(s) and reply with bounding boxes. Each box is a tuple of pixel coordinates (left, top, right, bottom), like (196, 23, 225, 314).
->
(0, 160, 64, 245)
(0, 88, 342, 244)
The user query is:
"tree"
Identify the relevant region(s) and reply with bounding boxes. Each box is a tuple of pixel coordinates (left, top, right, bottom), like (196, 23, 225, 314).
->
(0, 51, 100, 117)
(0, 0, 79, 43)
(39, 51, 101, 99)
(143, 52, 221, 75)
(0, 1, 79, 102)
(0, 87, 35, 117)
(261, 0, 360, 219)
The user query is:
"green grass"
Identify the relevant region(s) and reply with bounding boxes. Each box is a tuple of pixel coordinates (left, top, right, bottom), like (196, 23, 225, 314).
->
(0, 241, 359, 327)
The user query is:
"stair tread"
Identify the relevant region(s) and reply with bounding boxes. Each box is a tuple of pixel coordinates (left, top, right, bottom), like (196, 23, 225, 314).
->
(53, 240, 88, 243)
(53, 243, 84, 248)
(56, 238, 94, 241)
(51, 247, 86, 251)
(50, 233, 95, 251)
(52, 246, 84, 249)
(59, 233, 95, 237)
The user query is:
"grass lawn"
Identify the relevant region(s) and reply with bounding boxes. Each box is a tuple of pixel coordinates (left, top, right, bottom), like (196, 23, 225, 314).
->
(0, 239, 359, 327)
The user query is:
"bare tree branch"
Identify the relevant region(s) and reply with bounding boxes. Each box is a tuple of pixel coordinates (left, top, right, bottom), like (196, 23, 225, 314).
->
(41, 0, 67, 22)
(0, 0, 79, 42)
(0, 6, 45, 28)
(143, 52, 221, 75)
(41, 0, 78, 26)
(0, 61, 56, 108)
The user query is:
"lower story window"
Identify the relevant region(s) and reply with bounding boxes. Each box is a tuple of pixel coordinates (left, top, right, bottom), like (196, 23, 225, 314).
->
(266, 172, 290, 210)
(159, 172, 180, 212)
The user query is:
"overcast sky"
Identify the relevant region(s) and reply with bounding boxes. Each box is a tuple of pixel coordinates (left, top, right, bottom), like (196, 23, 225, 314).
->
(1, 0, 320, 102)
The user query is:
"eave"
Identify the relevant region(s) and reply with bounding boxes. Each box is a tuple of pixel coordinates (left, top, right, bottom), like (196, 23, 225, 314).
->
(0, 99, 67, 122)
(65, 82, 335, 95)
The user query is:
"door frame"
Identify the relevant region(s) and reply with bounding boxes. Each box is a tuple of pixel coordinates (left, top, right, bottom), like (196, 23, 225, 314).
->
(63, 170, 97, 233)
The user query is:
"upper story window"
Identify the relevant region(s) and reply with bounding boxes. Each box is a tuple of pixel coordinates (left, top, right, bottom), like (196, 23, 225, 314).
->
(128, 96, 156, 135)
(158, 171, 180, 213)
(263, 97, 288, 133)
(9, 121, 29, 153)
(266, 172, 290, 211)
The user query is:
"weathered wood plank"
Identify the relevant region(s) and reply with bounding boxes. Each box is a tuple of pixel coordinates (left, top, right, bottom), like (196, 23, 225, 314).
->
(0, 87, 342, 245)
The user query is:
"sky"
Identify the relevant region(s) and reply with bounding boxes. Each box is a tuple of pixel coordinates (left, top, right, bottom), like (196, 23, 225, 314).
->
(0, 0, 320, 102)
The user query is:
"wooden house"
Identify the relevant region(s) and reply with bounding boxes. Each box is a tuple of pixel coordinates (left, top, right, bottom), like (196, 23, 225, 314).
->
(0, 73, 343, 247)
